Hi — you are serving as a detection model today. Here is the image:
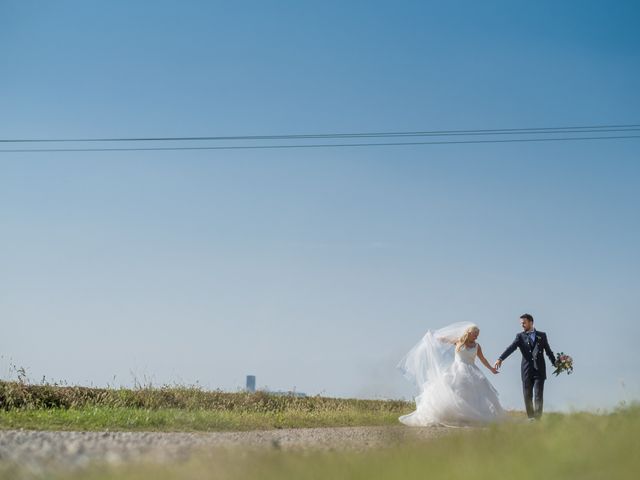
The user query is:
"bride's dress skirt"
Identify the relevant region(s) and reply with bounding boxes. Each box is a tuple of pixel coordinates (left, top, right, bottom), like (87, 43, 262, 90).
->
(399, 358, 506, 427)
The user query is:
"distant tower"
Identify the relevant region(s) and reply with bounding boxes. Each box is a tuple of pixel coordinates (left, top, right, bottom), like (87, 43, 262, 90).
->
(246, 375, 256, 392)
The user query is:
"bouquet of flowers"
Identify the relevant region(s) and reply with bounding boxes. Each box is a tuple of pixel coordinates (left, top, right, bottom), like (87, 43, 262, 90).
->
(553, 352, 574, 376)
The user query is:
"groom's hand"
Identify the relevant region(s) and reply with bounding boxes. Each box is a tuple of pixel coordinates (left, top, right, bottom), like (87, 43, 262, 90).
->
(494, 359, 502, 370)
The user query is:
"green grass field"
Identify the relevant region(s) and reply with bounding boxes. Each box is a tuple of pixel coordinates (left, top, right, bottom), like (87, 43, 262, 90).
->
(1, 378, 638, 479)
(6, 404, 635, 480)
(0, 379, 410, 431)
(0, 405, 404, 431)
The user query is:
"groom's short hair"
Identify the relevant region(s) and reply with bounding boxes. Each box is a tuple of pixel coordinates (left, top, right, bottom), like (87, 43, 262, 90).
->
(520, 313, 534, 323)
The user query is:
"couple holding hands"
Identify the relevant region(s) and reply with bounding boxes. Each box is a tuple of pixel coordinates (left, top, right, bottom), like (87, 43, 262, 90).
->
(397, 313, 563, 426)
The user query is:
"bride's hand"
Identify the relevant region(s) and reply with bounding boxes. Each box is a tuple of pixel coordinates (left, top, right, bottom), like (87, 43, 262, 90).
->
(490, 367, 499, 374)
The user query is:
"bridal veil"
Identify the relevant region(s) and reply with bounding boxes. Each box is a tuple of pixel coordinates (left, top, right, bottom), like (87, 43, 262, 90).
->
(396, 321, 477, 394)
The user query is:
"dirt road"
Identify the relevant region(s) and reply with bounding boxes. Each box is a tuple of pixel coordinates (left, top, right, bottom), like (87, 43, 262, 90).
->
(0, 425, 455, 471)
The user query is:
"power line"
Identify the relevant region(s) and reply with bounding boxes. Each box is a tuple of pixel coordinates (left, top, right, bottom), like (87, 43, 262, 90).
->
(1, 123, 639, 144)
(1, 134, 639, 153)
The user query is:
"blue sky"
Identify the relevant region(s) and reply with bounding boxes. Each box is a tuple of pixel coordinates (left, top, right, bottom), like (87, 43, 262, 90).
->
(1, 1, 639, 411)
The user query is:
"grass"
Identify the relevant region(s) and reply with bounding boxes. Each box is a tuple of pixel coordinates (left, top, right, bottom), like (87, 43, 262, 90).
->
(2, 404, 637, 480)
(0, 405, 404, 431)
(1, 373, 638, 479)
(0, 379, 411, 431)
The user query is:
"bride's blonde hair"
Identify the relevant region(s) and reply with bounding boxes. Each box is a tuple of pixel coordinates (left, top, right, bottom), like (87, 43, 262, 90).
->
(455, 325, 480, 352)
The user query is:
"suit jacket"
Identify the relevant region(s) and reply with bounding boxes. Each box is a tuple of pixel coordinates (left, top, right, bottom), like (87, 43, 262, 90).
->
(499, 330, 556, 381)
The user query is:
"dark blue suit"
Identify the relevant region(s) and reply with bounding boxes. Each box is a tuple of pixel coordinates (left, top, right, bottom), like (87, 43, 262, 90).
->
(499, 330, 556, 419)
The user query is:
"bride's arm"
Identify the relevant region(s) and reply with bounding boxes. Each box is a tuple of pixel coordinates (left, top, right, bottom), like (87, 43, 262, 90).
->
(436, 336, 457, 345)
(477, 344, 498, 374)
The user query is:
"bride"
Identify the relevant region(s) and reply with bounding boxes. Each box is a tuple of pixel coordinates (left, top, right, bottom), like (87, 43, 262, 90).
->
(397, 322, 506, 427)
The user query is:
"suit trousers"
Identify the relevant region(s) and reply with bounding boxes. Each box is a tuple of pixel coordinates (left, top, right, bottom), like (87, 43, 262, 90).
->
(522, 376, 545, 419)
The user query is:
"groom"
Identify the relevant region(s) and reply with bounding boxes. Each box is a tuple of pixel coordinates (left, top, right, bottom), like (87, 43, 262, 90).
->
(494, 314, 556, 420)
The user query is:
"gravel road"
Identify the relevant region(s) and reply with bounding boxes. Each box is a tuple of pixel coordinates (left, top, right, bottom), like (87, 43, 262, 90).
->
(0, 425, 455, 473)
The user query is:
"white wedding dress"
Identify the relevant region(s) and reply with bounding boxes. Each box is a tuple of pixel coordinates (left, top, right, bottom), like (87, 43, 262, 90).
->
(397, 322, 506, 427)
